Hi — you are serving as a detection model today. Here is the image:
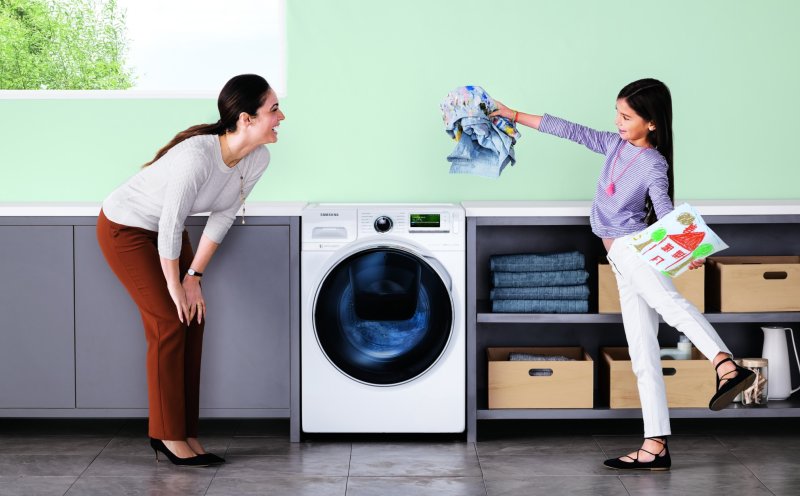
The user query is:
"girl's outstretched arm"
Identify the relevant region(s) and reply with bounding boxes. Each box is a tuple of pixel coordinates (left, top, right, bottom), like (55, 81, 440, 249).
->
(490, 100, 542, 129)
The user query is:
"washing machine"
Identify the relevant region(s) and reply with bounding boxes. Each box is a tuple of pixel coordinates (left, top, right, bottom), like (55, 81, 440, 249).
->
(301, 203, 465, 433)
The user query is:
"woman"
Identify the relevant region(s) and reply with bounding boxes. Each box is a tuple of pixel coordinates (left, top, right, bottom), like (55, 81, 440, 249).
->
(97, 74, 284, 466)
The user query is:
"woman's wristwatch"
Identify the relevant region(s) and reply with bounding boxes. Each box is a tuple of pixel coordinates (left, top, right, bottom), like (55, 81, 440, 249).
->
(186, 268, 203, 278)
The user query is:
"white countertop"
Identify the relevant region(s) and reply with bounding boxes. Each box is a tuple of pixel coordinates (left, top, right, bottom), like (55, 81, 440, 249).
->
(3, 200, 799, 218)
(461, 200, 800, 217)
(0, 202, 307, 217)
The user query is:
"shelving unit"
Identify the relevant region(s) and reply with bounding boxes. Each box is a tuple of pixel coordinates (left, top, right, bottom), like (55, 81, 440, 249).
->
(464, 201, 800, 442)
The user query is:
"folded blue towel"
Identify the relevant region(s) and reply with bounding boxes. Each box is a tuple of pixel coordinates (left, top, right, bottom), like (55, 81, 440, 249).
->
(492, 270, 589, 288)
(490, 251, 585, 272)
(490, 285, 590, 301)
(492, 299, 589, 313)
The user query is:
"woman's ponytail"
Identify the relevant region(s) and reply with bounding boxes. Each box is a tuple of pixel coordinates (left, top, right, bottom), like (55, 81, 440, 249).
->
(142, 122, 224, 167)
(142, 74, 271, 168)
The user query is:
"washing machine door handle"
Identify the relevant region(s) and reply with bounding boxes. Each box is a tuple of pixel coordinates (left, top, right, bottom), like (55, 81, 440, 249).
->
(422, 255, 451, 291)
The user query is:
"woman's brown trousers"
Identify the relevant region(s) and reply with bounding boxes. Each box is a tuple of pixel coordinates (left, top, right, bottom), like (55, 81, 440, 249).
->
(97, 210, 204, 440)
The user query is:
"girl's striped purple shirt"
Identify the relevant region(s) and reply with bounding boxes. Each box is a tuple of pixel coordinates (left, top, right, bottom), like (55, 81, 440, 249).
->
(538, 114, 673, 239)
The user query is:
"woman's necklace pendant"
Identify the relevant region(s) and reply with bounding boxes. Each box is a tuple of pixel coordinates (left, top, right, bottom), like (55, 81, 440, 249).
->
(605, 182, 615, 196)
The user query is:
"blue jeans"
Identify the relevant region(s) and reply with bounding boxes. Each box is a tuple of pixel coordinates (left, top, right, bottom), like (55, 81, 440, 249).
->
(441, 86, 519, 178)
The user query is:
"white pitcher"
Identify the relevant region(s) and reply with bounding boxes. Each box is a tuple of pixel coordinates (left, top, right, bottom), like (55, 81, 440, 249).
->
(761, 326, 800, 400)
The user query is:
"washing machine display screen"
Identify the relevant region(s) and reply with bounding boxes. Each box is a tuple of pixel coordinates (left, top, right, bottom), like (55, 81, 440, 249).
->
(314, 247, 453, 385)
(410, 214, 440, 228)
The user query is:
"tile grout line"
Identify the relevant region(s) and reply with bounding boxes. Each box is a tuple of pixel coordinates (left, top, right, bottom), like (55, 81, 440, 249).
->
(718, 434, 779, 496)
(60, 428, 120, 496)
(202, 419, 238, 495)
(344, 442, 353, 495)
(592, 434, 632, 493)
(473, 441, 490, 496)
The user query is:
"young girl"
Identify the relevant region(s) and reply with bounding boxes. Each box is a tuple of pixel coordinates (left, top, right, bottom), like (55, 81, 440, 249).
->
(490, 78, 755, 471)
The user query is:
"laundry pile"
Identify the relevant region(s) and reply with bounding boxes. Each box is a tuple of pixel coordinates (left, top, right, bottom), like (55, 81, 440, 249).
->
(490, 251, 590, 313)
(439, 85, 520, 178)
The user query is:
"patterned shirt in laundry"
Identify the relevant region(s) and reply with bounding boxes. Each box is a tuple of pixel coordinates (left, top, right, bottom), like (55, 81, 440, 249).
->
(538, 114, 673, 239)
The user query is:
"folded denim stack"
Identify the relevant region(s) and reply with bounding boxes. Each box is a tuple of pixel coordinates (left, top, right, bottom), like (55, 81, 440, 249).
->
(490, 251, 590, 313)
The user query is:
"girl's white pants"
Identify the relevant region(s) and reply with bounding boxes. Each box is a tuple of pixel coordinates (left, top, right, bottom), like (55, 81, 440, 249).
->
(606, 237, 730, 437)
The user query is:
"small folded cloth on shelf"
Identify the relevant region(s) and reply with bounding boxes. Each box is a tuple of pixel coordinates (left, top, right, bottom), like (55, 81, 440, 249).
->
(509, 352, 576, 375)
(490, 251, 585, 272)
(491, 299, 589, 313)
(508, 353, 575, 361)
(491, 269, 589, 288)
(490, 285, 590, 301)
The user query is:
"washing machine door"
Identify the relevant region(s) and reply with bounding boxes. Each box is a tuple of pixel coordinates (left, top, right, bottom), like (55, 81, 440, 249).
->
(313, 245, 453, 386)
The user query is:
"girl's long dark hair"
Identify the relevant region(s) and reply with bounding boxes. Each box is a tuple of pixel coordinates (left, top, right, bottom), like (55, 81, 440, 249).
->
(618, 78, 673, 225)
(143, 74, 271, 167)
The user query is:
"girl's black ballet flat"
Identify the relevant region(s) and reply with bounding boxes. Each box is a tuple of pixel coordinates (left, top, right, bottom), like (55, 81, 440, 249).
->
(603, 437, 671, 471)
(709, 357, 756, 411)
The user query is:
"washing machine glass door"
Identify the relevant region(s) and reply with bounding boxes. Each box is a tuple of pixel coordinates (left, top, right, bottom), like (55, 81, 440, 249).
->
(314, 247, 453, 386)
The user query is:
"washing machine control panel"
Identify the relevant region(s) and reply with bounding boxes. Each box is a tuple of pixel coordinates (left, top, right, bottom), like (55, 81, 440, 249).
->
(303, 204, 464, 251)
(359, 210, 453, 234)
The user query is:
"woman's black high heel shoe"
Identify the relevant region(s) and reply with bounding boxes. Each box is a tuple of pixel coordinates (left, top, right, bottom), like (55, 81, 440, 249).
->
(149, 438, 210, 467)
(199, 452, 225, 464)
(709, 357, 756, 411)
(603, 437, 671, 471)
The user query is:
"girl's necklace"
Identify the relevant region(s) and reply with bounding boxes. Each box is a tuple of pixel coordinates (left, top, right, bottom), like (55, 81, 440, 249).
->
(606, 142, 647, 196)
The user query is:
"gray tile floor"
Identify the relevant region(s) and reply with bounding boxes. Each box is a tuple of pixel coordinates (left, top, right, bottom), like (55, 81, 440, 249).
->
(0, 418, 798, 495)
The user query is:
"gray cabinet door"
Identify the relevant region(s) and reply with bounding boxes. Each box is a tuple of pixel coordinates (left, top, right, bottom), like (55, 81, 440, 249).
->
(0, 226, 75, 408)
(74, 224, 291, 411)
(189, 225, 291, 410)
(74, 226, 147, 408)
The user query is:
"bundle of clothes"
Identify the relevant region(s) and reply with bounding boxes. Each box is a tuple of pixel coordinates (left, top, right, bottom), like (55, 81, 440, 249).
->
(439, 85, 520, 178)
(490, 250, 590, 313)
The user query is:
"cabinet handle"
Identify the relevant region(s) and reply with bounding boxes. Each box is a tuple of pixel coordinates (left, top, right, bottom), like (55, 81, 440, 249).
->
(763, 271, 788, 280)
(662, 368, 677, 376)
(528, 368, 553, 377)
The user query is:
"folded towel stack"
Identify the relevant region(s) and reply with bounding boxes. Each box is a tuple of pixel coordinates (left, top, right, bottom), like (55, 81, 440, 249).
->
(490, 251, 590, 313)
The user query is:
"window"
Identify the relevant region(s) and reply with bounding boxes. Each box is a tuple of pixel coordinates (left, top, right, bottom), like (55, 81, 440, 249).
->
(0, 0, 286, 98)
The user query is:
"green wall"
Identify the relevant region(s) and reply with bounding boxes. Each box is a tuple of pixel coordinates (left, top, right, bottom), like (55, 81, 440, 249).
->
(2, 0, 798, 202)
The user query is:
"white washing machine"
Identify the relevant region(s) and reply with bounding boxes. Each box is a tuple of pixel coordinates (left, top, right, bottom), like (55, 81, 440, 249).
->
(301, 204, 465, 433)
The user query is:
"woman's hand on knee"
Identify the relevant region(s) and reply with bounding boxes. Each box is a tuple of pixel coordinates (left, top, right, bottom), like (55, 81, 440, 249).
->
(167, 281, 190, 324)
(182, 277, 205, 324)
